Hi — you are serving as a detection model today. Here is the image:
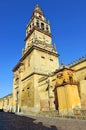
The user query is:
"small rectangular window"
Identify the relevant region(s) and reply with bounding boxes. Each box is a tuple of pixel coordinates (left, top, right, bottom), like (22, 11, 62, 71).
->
(52, 79, 56, 82)
(41, 56, 45, 59)
(50, 59, 53, 61)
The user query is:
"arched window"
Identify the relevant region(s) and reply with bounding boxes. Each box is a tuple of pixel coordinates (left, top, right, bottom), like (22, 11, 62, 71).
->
(69, 76, 73, 84)
(41, 23, 44, 30)
(30, 25, 31, 28)
(36, 20, 39, 27)
(39, 15, 42, 19)
(15, 77, 19, 85)
(32, 23, 34, 28)
(46, 25, 49, 32)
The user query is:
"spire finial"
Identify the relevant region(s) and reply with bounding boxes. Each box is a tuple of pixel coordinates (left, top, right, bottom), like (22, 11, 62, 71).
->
(35, 4, 39, 8)
(36, 4, 39, 6)
(61, 62, 65, 67)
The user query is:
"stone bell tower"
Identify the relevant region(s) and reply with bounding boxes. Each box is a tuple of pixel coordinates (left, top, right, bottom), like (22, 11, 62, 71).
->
(12, 5, 59, 113)
(22, 4, 59, 74)
(25, 5, 51, 50)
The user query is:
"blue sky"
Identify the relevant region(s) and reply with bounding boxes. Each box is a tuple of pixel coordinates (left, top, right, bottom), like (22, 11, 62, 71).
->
(0, 0, 86, 98)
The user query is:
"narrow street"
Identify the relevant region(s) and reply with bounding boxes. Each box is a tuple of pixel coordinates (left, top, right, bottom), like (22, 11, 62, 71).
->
(0, 111, 86, 130)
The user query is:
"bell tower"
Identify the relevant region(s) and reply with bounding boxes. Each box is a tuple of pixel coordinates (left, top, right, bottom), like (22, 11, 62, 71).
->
(12, 5, 59, 113)
(22, 5, 59, 74)
(24, 5, 52, 50)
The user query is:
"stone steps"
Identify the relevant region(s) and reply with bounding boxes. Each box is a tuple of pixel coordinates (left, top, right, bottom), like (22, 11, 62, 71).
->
(37, 110, 59, 117)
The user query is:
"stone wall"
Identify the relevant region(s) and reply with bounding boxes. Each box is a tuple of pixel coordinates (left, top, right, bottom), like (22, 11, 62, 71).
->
(70, 59, 86, 108)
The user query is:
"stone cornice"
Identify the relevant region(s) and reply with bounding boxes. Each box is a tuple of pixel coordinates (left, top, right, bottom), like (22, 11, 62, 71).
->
(24, 26, 52, 41)
(54, 66, 74, 74)
(12, 44, 59, 72)
(69, 57, 86, 68)
(0, 93, 12, 99)
(21, 45, 58, 61)
(22, 72, 48, 81)
(75, 66, 86, 72)
(54, 82, 78, 90)
(12, 62, 21, 72)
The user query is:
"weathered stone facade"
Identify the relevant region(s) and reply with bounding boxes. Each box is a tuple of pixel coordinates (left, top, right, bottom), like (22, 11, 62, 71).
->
(0, 94, 12, 112)
(70, 58, 86, 109)
(12, 5, 59, 113)
(38, 65, 81, 115)
(0, 5, 86, 116)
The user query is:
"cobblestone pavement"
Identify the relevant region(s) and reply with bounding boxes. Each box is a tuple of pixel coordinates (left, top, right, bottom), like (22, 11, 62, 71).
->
(0, 112, 86, 130)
